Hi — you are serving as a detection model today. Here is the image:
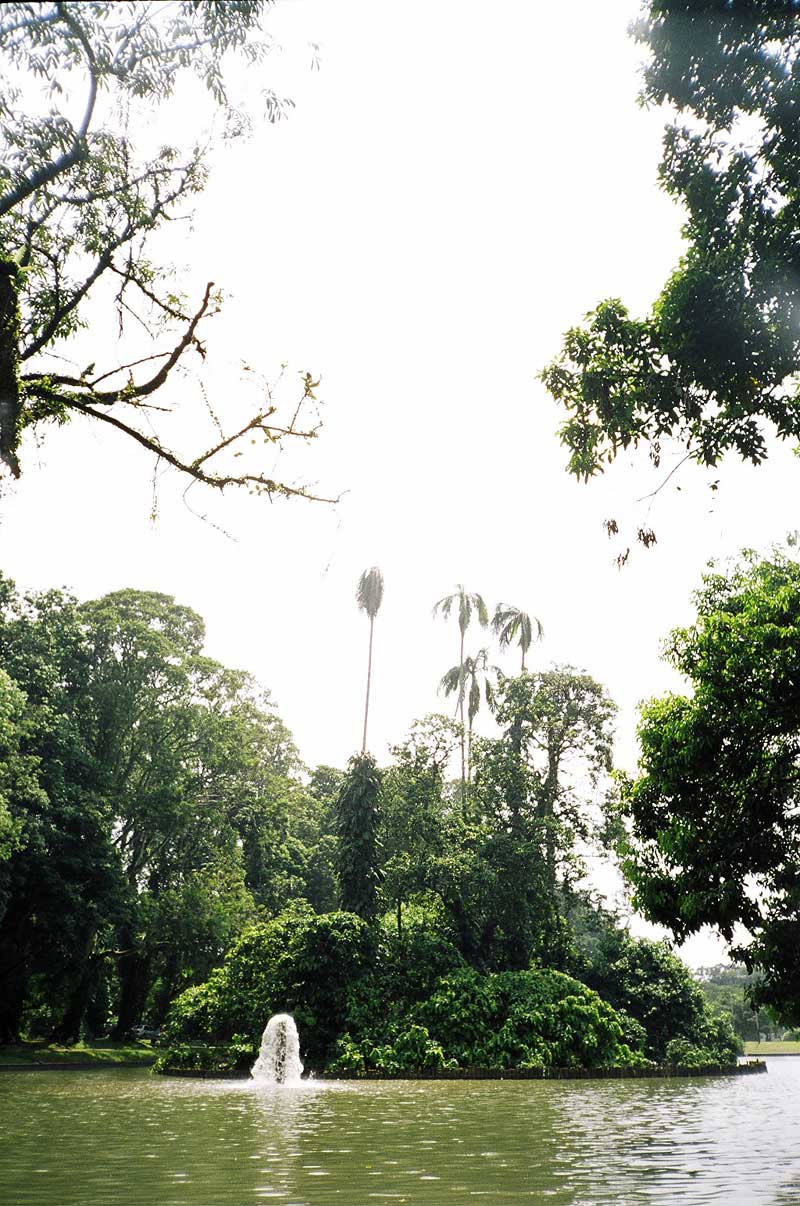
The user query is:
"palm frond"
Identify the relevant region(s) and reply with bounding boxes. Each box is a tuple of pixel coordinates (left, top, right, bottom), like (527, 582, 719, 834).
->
(356, 566, 384, 619)
(492, 603, 544, 658)
(439, 664, 462, 695)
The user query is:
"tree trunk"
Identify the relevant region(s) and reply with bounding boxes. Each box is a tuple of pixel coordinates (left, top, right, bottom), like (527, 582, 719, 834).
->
(458, 629, 467, 818)
(508, 714, 525, 833)
(112, 926, 151, 1038)
(151, 951, 180, 1027)
(543, 740, 560, 892)
(53, 927, 98, 1043)
(361, 616, 375, 753)
(0, 260, 21, 477)
(0, 965, 27, 1043)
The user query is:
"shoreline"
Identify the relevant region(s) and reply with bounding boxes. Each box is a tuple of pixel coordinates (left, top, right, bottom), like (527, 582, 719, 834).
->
(157, 1061, 767, 1082)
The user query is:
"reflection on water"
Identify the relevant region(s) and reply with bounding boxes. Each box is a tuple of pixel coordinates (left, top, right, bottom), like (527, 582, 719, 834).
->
(0, 1059, 798, 1204)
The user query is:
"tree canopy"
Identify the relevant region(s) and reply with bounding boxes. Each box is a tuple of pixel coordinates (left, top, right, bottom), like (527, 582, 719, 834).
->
(0, 1, 328, 502)
(617, 548, 800, 1022)
(541, 3, 800, 530)
(0, 566, 741, 1072)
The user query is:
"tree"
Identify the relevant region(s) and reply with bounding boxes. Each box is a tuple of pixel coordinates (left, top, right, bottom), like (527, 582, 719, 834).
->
(356, 567, 384, 753)
(492, 604, 543, 672)
(489, 669, 616, 884)
(694, 964, 771, 1044)
(584, 931, 737, 1064)
(0, 668, 36, 870)
(334, 753, 383, 921)
(432, 586, 488, 811)
(541, 6, 800, 537)
(439, 648, 499, 785)
(616, 549, 800, 1022)
(380, 714, 462, 942)
(0, 578, 123, 1043)
(0, 1, 328, 502)
(0, 576, 312, 1041)
(472, 669, 616, 969)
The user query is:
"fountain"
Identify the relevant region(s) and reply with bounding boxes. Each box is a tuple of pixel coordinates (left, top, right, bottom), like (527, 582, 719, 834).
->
(251, 1013, 304, 1084)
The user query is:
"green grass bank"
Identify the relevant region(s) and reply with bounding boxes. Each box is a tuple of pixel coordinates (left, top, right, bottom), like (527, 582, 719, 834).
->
(0, 1040, 158, 1069)
(743, 1041, 800, 1057)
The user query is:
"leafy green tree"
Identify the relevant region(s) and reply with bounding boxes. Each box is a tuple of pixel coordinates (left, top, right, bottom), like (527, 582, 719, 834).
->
(379, 715, 461, 941)
(433, 586, 489, 812)
(489, 669, 616, 886)
(583, 931, 737, 1063)
(439, 648, 500, 786)
(616, 549, 800, 1022)
(0, 577, 312, 1041)
(0, 579, 123, 1043)
(541, 6, 800, 533)
(694, 964, 771, 1044)
(0, 668, 36, 869)
(468, 670, 615, 970)
(164, 906, 376, 1066)
(334, 753, 383, 921)
(356, 567, 384, 753)
(492, 604, 543, 672)
(0, 1, 326, 500)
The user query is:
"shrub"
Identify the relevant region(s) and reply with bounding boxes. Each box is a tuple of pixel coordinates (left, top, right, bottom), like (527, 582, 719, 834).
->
(163, 907, 376, 1065)
(584, 933, 732, 1061)
(329, 966, 647, 1074)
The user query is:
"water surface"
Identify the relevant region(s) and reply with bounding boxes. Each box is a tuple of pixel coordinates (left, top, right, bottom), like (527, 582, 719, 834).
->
(1, 1059, 798, 1203)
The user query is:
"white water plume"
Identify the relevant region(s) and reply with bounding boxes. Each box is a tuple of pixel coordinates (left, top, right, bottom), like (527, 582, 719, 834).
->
(251, 1013, 304, 1084)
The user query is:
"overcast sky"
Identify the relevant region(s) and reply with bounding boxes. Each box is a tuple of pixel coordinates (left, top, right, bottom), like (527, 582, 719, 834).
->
(2, 0, 796, 963)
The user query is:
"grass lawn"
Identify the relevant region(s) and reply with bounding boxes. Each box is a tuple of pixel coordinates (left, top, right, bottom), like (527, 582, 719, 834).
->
(743, 1041, 800, 1056)
(0, 1039, 157, 1067)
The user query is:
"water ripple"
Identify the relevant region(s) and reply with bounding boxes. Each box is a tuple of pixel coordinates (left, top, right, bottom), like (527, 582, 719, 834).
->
(0, 1061, 797, 1203)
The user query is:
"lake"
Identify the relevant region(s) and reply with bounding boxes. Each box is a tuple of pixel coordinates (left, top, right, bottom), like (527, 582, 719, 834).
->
(1, 1059, 799, 1203)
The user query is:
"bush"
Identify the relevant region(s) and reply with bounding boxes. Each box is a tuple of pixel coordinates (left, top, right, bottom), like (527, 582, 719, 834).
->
(584, 933, 731, 1061)
(330, 966, 647, 1074)
(163, 907, 376, 1065)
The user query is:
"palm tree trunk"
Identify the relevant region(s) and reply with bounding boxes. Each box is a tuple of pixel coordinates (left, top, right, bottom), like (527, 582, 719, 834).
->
(458, 629, 466, 817)
(361, 616, 375, 753)
(467, 717, 474, 787)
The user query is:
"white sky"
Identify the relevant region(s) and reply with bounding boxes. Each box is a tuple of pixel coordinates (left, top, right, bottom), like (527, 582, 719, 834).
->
(2, 0, 796, 965)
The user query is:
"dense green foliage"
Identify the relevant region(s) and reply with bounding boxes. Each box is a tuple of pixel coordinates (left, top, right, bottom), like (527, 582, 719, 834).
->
(617, 549, 800, 1023)
(163, 905, 645, 1074)
(162, 904, 736, 1075)
(0, 577, 335, 1043)
(163, 907, 375, 1066)
(541, 6, 800, 515)
(331, 967, 644, 1076)
(584, 931, 737, 1064)
(694, 964, 792, 1044)
(334, 754, 384, 920)
(0, 573, 740, 1072)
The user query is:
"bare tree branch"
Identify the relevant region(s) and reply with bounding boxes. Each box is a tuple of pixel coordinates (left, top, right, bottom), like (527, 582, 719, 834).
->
(35, 386, 335, 500)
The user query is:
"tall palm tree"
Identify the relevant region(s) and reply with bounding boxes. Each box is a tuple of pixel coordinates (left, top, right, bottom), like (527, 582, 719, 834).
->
(439, 647, 500, 785)
(357, 566, 384, 753)
(432, 585, 488, 809)
(492, 604, 544, 672)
